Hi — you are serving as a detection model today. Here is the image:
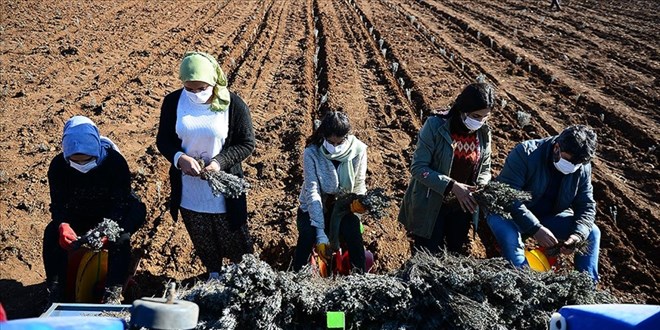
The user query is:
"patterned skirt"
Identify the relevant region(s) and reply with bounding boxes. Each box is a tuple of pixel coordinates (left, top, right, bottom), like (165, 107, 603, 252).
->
(180, 208, 254, 272)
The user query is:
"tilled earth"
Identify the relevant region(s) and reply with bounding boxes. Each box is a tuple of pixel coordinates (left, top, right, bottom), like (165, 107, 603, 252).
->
(0, 0, 658, 319)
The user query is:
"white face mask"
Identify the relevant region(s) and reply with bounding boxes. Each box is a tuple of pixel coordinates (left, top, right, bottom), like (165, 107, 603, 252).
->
(323, 139, 348, 155)
(70, 160, 98, 173)
(462, 113, 485, 131)
(184, 86, 213, 104)
(554, 157, 581, 175)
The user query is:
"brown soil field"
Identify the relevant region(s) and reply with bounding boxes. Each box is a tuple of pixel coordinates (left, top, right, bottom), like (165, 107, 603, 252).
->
(1, 0, 658, 319)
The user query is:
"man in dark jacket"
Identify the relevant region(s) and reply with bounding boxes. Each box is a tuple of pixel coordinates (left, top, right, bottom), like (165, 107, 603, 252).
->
(487, 125, 600, 281)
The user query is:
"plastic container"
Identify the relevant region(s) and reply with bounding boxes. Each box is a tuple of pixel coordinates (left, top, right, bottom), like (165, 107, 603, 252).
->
(550, 304, 660, 330)
(1, 316, 125, 330)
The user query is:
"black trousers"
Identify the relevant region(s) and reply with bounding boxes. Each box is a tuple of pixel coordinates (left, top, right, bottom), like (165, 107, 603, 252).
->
(43, 220, 132, 289)
(293, 208, 366, 272)
(413, 201, 471, 254)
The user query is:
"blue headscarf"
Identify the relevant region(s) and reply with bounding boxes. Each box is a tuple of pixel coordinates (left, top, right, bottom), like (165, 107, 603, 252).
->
(62, 116, 110, 164)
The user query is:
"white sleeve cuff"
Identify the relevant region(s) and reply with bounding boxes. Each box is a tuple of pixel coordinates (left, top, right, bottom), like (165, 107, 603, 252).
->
(173, 152, 184, 169)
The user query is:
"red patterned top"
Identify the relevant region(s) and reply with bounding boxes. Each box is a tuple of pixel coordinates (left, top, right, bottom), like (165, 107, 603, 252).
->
(449, 118, 481, 185)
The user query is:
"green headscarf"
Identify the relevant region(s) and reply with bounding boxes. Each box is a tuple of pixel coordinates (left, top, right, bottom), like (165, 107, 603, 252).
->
(179, 51, 231, 112)
(320, 135, 366, 193)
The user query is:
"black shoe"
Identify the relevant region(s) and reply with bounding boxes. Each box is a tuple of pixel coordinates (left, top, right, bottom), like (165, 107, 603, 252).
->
(46, 281, 63, 306)
(43, 281, 63, 313)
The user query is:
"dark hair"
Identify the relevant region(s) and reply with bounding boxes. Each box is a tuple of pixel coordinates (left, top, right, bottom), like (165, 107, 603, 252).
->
(306, 111, 351, 146)
(446, 83, 495, 117)
(556, 125, 597, 164)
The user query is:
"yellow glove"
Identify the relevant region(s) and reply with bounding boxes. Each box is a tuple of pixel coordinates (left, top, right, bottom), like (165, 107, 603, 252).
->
(315, 243, 332, 260)
(350, 199, 367, 214)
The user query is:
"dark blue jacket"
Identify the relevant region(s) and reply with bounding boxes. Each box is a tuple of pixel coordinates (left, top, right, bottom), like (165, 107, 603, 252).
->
(497, 137, 596, 239)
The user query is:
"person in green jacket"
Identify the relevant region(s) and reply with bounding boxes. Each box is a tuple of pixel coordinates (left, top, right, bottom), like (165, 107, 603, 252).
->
(399, 83, 494, 254)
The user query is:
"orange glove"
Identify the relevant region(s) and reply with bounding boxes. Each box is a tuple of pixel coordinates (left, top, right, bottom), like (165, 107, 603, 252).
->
(350, 199, 367, 214)
(58, 223, 78, 250)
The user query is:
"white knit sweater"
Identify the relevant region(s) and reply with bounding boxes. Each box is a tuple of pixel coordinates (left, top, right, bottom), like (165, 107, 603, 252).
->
(175, 94, 229, 213)
(298, 142, 367, 228)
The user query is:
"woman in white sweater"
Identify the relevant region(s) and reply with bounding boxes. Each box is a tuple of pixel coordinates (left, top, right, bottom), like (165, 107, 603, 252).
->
(293, 111, 368, 272)
(156, 52, 255, 277)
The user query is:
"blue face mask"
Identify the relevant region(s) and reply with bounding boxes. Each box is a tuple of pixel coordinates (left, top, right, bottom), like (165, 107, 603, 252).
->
(70, 160, 98, 173)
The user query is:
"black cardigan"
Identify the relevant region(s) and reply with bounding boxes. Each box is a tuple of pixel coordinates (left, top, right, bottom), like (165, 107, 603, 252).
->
(48, 149, 143, 233)
(156, 90, 255, 226)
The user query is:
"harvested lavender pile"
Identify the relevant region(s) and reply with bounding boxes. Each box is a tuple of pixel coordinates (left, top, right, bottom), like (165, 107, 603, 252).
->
(474, 181, 532, 219)
(179, 253, 616, 330)
(202, 170, 250, 198)
(396, 252, 615, 329)
(74, 218, 123, 250)
(181, 255, 411, 329)
(93, 310, 131, 323)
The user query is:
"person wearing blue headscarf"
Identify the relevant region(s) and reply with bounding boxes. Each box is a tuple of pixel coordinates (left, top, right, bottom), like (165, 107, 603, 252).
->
(43, 116, 146, 305)
(62, 115, 121, 155)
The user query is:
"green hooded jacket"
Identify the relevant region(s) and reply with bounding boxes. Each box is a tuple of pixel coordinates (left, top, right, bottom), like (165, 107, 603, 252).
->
(398, 116, 492, 239)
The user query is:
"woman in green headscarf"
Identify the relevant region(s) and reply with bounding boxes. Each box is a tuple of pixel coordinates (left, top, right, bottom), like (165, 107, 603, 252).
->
(292, 111, 369, 273)
(156, 51, 255, 277)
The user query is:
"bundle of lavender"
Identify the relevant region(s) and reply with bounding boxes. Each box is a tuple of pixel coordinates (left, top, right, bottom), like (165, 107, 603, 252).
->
(543, 238, 592, 257)
(197, 159, 251, 198)
(473, 181, 532, 219)
(329, 188, 393, 249)
(203, 170, 251, 199)
(336, 187, 393, 219)
(72, 218, 124, 250)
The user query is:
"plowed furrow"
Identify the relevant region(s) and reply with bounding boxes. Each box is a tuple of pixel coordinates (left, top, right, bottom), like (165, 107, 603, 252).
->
(569, 0, 660, 32)
(469, 0, 658, 63)
(433, 0, 658, 116)
(229, 0, 316, 270)
(0, 1, 143, 55)
(402, 0, 658, 173)
(348, 0, 465, 112)
(313, 0, 420, 271)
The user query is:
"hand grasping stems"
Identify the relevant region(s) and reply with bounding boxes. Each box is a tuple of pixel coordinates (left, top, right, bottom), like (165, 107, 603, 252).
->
(177, 154, 203, 176)
(451, 181, 478, 214)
